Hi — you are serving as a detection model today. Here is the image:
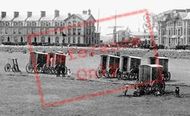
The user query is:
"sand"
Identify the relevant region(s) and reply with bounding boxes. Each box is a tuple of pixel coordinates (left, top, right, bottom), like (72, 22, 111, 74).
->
(0, 46, 190, 116)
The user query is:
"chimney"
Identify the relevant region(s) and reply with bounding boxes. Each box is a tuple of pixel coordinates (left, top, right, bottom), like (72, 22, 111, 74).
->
(41, 11, 46, 17)
(54, 10, 59, 17)
(27, 11, 32, 18)
(186, 9, 190, 13)
(1, 12, 6, 18)
(68, 13, 71, 17)
(14, 11, 19, 18)
(82, 10, 87, 15)
(88, 9, 91, 15)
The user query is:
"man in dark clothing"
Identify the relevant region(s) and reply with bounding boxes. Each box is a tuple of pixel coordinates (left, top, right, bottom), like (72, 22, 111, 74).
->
(61, 63, 66, 77)
(55, 64, 62, 77)
(175, 87, 180, 97)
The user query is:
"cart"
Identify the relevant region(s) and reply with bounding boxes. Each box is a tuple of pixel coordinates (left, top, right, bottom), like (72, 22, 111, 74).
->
(4, 58, 21, 72)
(123, 64, 165, 96)
(148, 57, 171, 81)
(42, 52, 68, 75)
(26, 51, 69, 76)
(96, 54, 120, 78)
(25, 51, 48, 73)
(118, 55, 141, 80)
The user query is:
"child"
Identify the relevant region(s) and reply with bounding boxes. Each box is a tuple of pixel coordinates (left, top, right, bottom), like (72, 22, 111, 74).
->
(175, 87, 180, 97)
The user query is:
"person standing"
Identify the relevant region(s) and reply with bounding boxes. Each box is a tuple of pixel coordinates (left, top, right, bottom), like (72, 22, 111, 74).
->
(61, 63, 66, 77)
(50, 57, 54, 67)
(175, 87, 180, 97)
(55, 63, 61, 77)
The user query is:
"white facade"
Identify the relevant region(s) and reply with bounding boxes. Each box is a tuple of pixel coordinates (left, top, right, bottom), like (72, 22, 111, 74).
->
(157, 9, 190, 48)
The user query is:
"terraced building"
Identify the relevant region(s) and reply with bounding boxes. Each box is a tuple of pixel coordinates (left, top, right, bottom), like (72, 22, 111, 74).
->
(0, 10, 100, 46)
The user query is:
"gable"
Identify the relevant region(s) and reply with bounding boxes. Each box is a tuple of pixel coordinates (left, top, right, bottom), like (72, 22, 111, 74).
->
(64, 14, 84, 22)
(86, 15, 96, 21)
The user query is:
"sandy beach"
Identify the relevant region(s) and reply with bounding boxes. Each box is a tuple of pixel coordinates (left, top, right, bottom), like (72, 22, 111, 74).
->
(0, 47, 190, 116)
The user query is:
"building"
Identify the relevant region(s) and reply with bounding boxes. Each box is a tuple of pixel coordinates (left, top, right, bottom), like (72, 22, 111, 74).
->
(131, 31, 158, 44)
(0, 10, 100, 46)
(156, 9, 190, 48)
(117, 28, 158, 44)
(117, 29, 131, 42)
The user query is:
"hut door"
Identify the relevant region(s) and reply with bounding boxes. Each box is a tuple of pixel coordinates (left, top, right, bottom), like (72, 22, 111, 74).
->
(101, 56, 107, 70)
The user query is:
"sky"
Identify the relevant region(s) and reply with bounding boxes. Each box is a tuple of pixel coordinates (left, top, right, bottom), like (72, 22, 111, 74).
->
(1, 0, 190, 38)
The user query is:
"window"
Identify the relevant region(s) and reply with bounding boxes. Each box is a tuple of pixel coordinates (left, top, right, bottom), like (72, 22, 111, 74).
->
(45, 28, 49, 34)
(188, 21, 190, 27)
(169, 30, 170, 35)
(0, 29, 3, 34)
(68, 37, 70, 44)
(55, 37, 59, 43)
(73, 37, 75, 44)
(46, 22, 50, 27)
(27, 28, 31, 34)
(41, 36, 45, 43)
(20, 37, 23, 43)
(14, 37, 18, 43)
(48, 37, 51, 43)
(178, 29, 181, 35)
(55, 28, 58, 35)
(7, 37, 10, 42)
(89, 29, 91, 35)
(1, 36, 4, 42)
(184, 28, 186, 35)
(86, 22, 89, 27)
(13, 29, 17, 34)
(62, 37, 65, 44)
(188, 29, 190, 35)
(0, 21, 3, 27)
(34, 37, 37, 43)
(27, 22, 30, 26)
(55, 22, 59, 27)
(60, 27, 64, 33)
(32, 21, 36, 26)
(60, 22, 64, 26)
(19, 22, 23, 26)
(73, 28, 76, 35)
(5, 22, 9, 26)
(73, 21, 76, 27)
(68, 29, 71, 35)
(77, 22, 81, 27)
(5, 28, 8, 34)
(32, 28, 35, 34)
(41, 22, 44, 27)
(78, 28, 81, 35)
(78, 37, 80, 44)
(18, 28, 22, 34)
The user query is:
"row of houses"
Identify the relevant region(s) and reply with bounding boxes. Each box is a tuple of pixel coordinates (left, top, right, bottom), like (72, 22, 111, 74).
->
(0, 10, 100, 46)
